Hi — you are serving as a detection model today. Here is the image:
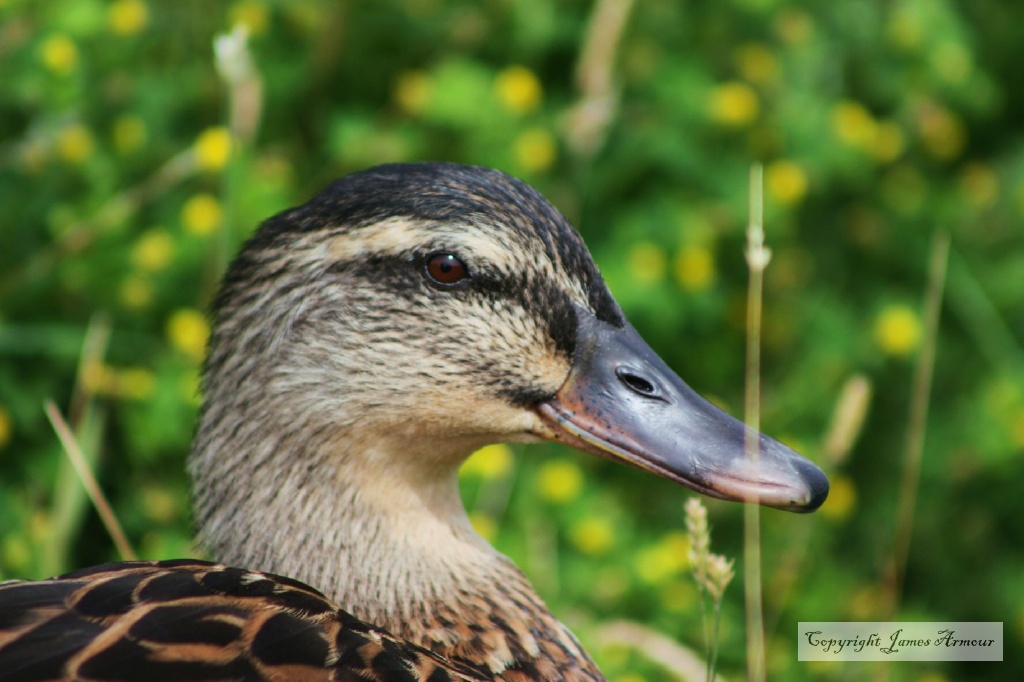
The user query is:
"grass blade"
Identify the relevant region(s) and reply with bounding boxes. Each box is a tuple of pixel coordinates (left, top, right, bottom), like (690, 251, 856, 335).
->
(40, 313, 111, 577)
(886, 230, 950, 611)
(44, 400, 136, 562)
(743, 164, 770, 682)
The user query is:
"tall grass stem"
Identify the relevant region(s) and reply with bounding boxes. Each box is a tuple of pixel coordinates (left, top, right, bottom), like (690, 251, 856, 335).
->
(887, 230, 949, 611)
(41, 313, 111, 577)
(44, 401, 137, 562)
(743, 164, 770, 682)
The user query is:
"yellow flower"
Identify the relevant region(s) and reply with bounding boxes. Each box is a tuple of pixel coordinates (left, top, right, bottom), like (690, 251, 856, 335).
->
(917, 105, 966, 161)
(773, 8, 814, 46)
(871, 121, 905, 163)
(766, 160, 809, 206)
(394, 70, 431, 115)
(513, 127, 556, 173)
(495, 66, 542, 114)
(0, 405, 12, 449)
(120, 276, 153, 309)
(194, 127, 233, 172)
(536, 459, 583, 504)
(81, 362, 118, 396)
(28, 511, 51, 543)
(118, 367, 157, 399)
(469, 512, 498, 542)
(132, 229, 174, 271)
(230, 0, 270, 36)
(108, 0, 149, 36)
(820, 474, 856, 522)
(461, 443, 514, 480)
(874, 304, 922, 357)
(832, 101, 877, 149)
(708, 81, 759, 127)
(40, 34, 78, 75)
(634, 531, 690, 585)
(56, 124, 95, 164)
(3, 535, 32, 573)
(734, 43, 778, 86)
(627, 241, 667, 285)
(661, 531, 690, 563)
(661, 579, 697, 613)
(82, 363, 156, 399)
(139, 486, 179, 523)
(167, 308, 210, 362)
(182, 193, 223, 235)
(959, 163, 999, 209)
(674, 244, 716, 292)
(112, 114, 147, 154)
(570, 516, 615, 556)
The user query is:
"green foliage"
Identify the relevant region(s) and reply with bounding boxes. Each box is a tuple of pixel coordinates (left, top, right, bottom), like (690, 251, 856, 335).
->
(1, 0, 1021, 679)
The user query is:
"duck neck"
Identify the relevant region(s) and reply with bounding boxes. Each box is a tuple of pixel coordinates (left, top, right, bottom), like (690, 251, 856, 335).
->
(189, 419, 603, 679)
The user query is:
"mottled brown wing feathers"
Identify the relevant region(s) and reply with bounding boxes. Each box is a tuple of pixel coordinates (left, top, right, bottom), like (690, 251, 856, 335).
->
(0, 560, 488, 682)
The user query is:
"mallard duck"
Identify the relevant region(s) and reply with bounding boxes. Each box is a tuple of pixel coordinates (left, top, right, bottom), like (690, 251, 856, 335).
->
(0, 162, 828, 681)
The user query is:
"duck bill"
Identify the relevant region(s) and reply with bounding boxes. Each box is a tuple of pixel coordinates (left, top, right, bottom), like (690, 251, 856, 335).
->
(533, 314, 829, 512)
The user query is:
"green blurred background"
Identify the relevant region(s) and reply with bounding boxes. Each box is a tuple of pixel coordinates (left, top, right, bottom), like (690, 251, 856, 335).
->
(1, 0, 1021, 679)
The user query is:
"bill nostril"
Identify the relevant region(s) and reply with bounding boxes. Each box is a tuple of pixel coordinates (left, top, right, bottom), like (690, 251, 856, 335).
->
(615, 367, 658, 398)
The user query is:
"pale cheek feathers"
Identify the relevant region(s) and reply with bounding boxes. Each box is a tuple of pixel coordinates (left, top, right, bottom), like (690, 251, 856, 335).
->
(365, 304, 570, 433)
(503, 320, 572, 396)
(314, 262, 573, 397)
(275, 290, 571, 434)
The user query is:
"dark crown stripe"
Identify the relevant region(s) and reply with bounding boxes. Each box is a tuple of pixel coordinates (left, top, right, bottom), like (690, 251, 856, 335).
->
(225, 163, 624, 329)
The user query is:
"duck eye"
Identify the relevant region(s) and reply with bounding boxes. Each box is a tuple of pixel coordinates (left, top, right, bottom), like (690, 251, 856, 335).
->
(425, 253, 468, 285)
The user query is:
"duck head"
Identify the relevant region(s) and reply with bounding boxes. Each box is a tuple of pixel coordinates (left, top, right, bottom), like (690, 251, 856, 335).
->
(196, 162, 827, 520)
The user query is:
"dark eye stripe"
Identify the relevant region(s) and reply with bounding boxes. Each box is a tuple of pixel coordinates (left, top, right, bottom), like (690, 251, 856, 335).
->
(327, 253, 578, 362)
